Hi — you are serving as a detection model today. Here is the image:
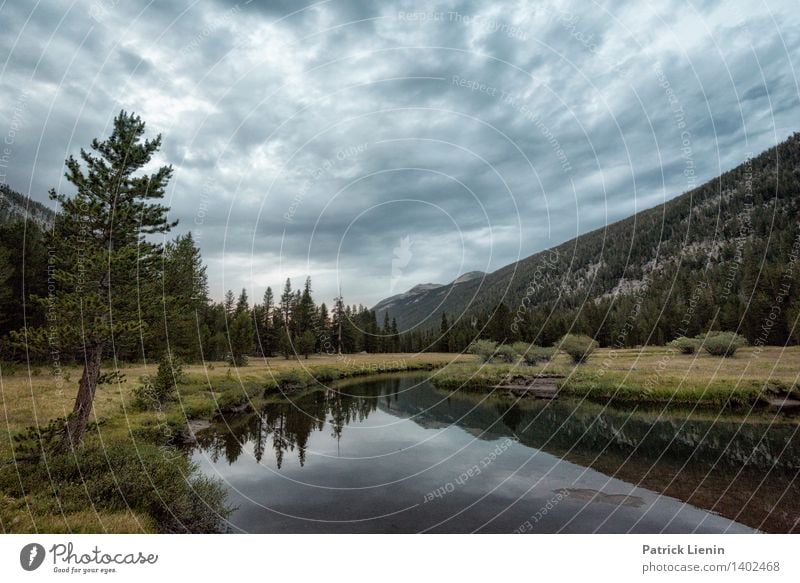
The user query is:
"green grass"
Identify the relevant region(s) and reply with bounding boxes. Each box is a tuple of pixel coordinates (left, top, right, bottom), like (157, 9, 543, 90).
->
(429, 346, 800, 409)
(0, 442, 230, 534)
(0, 353, 469, 533)
(3, 347, 797, 533)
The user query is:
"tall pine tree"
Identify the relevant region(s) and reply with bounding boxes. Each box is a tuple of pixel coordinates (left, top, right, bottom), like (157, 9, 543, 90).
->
(25, 111, 176, 449)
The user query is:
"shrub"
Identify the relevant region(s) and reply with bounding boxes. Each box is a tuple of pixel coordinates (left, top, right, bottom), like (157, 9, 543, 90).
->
(276, 369, 313, 388)
(511, 342, 555, 365)
(671, 336, 700, 354)
(492, 344, 518, 364)
(0, 362, 21, 376)
(0, 442, 232, 533)
(468, 339, 498, 363)
(468, 340, 519, 363)
(311, 366, 340, 383)
(558, 334, 599, 363)
(225, 352, 248, 367)
(133, 353, 184, 410)
(699, 331, 747, 357)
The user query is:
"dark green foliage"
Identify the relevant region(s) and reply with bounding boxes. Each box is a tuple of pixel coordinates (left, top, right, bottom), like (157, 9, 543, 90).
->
(0, 443, 232, 533)
(437, 312, 450, 352)
(12, 417, 76, 460)
(469, 339, 499, 362)
(280, 278, 293, 325)
(485, 303, 513, 342)
(255, 286, 277, 356)
(0, 219, 50, 356)
(294, 277, 316, 336)
(298, 330, 316, 359)
(558, 334, 599, 363)
(223, 290, 235, 317)
(700, 331, 747, 357)
(228, 311, 254, 366)
(11, 111, 177, 447)
(492, 343, 518, 363)
(132, 353, 184, 410)
(235, 288, 249, 315)
(278, 326, 292, 359)
(511, 342, 555, 365)
(149, 232, 208, 361)
(672, 336, 700, 354)
(468, 339, 517, 363)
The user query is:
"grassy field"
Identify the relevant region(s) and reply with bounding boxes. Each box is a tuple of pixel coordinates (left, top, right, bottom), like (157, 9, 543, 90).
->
(0, 352, 468, 460)
(429, 346, 800, 408)
(1, 352, 469, 533)
(1, 346, 797, 533)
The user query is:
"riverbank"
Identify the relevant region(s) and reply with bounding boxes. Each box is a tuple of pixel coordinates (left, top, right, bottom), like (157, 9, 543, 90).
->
(429, 346, 800, 408)
(2, 346, 797, 533)
(0, 353, 469, 533)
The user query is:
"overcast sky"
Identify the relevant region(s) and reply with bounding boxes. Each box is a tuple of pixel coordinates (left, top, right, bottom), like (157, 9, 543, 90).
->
(1, 0, 798, 306)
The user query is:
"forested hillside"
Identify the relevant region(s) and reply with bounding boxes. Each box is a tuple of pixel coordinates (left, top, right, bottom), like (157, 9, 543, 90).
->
(375, 134, 800, 349)
(0, 186, 54, 337)
(0, 184, 54, 227)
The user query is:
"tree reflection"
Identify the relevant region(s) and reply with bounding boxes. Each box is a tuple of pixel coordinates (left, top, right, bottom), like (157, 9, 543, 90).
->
(193, 376, 800, 531)
(196, 386, 382, 468)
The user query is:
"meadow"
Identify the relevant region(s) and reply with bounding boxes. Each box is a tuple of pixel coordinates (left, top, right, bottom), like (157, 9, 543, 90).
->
(1, 346, 797, 533)
(430, 346, 800, 408)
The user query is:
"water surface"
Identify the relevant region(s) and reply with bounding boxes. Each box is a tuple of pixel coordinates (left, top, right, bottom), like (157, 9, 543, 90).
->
(192, 374, 799, 533)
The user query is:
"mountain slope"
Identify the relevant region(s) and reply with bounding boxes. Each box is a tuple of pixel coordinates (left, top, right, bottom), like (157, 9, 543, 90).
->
(375, 134, 800, 346)
(373, 271, 485, 324)
(0, 184, 55, 228)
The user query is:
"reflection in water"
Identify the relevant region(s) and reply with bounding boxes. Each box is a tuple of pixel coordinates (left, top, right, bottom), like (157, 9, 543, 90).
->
(556, 488, 646, 508)
(192, 374, 799, 533)
(490, 398, 800, 532)
(196, 380, 400, 468)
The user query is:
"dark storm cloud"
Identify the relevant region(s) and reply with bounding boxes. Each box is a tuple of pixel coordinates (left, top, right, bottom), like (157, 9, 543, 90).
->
(1, 0, 798, 306)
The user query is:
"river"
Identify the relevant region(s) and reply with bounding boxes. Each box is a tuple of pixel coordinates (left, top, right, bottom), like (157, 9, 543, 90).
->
(191, 373, 799, 533)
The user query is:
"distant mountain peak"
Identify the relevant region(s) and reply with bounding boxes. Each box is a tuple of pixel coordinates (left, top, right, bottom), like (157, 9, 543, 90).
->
(452, 271, 485, 285)
(408, 283, 443, 293)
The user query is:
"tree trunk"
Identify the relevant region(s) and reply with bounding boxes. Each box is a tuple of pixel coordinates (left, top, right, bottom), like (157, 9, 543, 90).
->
(56, 342, 103, 452)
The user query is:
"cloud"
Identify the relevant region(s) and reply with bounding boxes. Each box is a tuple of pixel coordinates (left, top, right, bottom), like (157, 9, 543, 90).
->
(1, 0, 798, 307)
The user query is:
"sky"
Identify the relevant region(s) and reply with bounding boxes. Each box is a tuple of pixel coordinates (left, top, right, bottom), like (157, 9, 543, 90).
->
(1, 0, 798, 307)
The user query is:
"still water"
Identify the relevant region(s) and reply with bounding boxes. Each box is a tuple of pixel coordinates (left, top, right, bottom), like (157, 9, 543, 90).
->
(192, 374, 799, 533)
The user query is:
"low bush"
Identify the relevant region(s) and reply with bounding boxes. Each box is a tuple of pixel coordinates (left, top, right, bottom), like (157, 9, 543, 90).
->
(468, 339, 498, 363)
(310, 366, 340, 383)
(492, 344, 518, 364)
(699, 331, 747, 357)
(511, 342, 555, 365)
(276, 369, 313, 388)
(132, 353, 184, 410)
(0, 442, 232, 533)
(469, 340, 519, 364)
(558, 334, 599, 363)
(671, 336, 700, 354)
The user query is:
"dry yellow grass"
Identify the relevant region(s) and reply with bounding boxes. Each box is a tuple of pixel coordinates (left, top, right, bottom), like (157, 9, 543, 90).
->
(0, 352, 472, 459)
(1, 348, 796, 533)
(1, 352, 472, 533)
(434, 346, 800, 407)
(2, 347, 797, 459)
(0, 493, 153, 533)
(551, 345, 800, 386)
